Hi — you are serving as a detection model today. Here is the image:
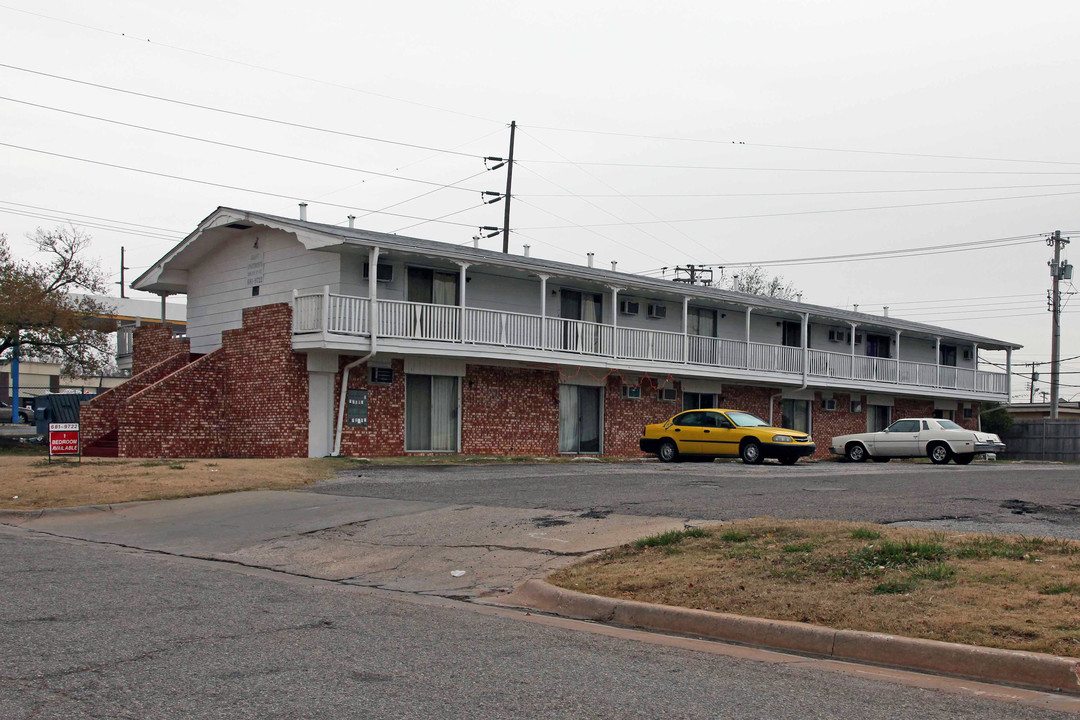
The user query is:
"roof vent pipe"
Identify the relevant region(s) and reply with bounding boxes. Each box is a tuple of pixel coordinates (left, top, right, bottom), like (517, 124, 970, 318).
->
(299, 202, 308, 221)
(587, 252, 595, 268)
(853, 304, 859, 313)
(347, 215, 356, 228)
(611, 261, 618, 271)
(523, 244, 530, 257)
(473, 236, 479, 249)
(883, 306, 889, 317)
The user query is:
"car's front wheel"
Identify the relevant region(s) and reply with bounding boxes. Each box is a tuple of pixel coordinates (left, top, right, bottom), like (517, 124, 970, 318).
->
(741, 440, 765, 465)
(845, 443, 868, 463)
(928, 442, 952, 465)
(657, 439, 679, 464)
(953, 453, 974, 465)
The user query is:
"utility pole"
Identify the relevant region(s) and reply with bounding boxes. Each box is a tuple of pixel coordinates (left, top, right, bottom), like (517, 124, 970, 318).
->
(502, 120, 516, 254)
(1029, 362, 1038, 404)
(117, 246, 129, 299)
(1048, 231, 1072, 418)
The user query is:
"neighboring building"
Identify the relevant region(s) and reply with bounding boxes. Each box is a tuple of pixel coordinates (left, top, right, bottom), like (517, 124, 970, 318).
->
(1005, 402, 1080, 419)
(81, 206, 1020, 459)
(72, 293, 187, 374)
(0, 360, 126, 404)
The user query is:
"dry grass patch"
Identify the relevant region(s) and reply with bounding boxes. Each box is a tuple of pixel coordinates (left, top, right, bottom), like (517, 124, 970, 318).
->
(548, 518, 1080, 657)
(0, 456, 354, 510)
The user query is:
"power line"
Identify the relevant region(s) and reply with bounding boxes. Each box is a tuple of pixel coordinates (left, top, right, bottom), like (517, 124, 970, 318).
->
(848, 292, 1037, 307)
(517, 159, 1080, 176)
(0, 199, 184, 234)
(518, 183, 1080, 199)
(637, 233, 1045, 273)
(513, 197, 666, 265)
(519, 191, 1080, 230)
(0, 63, 488, 160)
(0, 141, 484, 229)
(0, 206, 182, 243)
(0, 95, 487, 193)
(0, 8, 503, 125)
(519, 124, 1080, 167)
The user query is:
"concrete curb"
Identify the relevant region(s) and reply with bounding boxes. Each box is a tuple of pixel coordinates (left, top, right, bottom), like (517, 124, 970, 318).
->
(509, 579, 1080, 696)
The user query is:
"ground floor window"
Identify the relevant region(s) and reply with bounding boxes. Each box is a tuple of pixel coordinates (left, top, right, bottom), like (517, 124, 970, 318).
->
(933, 408, 955, 421)
(683, 392, 717, 411)
(559, 385, 601, 453)
(781, 399, 811, 433)
(867, 404, 892, 432)
(405, 374, 459, 452)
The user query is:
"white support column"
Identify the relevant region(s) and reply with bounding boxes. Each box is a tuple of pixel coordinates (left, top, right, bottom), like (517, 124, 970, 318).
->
(367, 246, 380, 339)
(894, 329, 902, 382)
(972, 342, 978, 370)
(682, 297, 690, 363)
(744, 306, 753, 369)
(457, 262, 470, 343)
(321, 285, 331, 334)
(801, 312, 809, 382)
(538, 274, 549, 350)
(934, 337, 941, 387)
(610, 286, 620, 358)
(1006, 346, 1013, 402)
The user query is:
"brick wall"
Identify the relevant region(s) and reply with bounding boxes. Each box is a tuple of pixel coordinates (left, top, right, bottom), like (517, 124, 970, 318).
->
(603, 375, 681, 456)
(721, 385, 783, 426)
(959, 402, 981, 430)
(132, 324, 190, 376)
(810, 392, 867, 458)
(222, 304, 308, 458)
(894, 397, 935, 421)
(336, 359, 406, 457)
(80, 351, 190, 448)
(118, 349, 227, 457)
(463, 365, 559, 455)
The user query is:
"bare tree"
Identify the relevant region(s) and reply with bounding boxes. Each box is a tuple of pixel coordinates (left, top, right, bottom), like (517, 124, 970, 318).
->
(727, 266, 801, 300)
(0, 227, 115, 376)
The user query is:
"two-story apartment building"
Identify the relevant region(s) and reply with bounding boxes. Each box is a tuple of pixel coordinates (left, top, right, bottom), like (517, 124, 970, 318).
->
(80, 206, 1019, 459)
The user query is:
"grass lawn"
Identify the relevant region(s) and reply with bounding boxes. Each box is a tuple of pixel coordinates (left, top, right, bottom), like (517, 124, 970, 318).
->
(548, 518, 1080, 658)
(0, 455, 355, 510)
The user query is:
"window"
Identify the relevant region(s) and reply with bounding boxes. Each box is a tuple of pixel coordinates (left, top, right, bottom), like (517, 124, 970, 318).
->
(850, 399, 863, 413)
(408, 267, 458, 305)
(726, 411, 769, 428)
(886, 419, 921, 433)
(781, 321, 802, 348)
(673, 411, 706, 427)
(620, 384, 642, 400)
(781, 399, 811, 434)
(939, 344, 957, 367)
(251, 285, 260, 297)
(405, 375, 459, 452)
(687, 307, 717, 337)
(963, 406, 974, 419)
(933, 408, 956, 421)
(369, 366, 394, 385)
(938, 419, 964, 430)
(363, 262, 394, 282)
(865, 334, 891, 359)
(658, 387, 677, 402)
(682, 392, 716, 411)
(559, 385, 601, 453)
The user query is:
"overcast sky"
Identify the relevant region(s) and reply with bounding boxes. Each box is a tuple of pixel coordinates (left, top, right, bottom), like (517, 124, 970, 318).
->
(1, 1, 1077, 399)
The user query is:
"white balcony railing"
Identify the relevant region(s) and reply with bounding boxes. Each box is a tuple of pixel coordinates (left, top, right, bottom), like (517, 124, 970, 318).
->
(291, 293, 1008, 397)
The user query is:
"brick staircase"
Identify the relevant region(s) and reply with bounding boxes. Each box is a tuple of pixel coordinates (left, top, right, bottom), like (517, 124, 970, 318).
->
(82, 429, 119, 457)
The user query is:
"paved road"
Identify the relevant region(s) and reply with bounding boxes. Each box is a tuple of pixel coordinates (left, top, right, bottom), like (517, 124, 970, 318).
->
(2, 527, 1075, 720)
(313, 460, 1080, 537)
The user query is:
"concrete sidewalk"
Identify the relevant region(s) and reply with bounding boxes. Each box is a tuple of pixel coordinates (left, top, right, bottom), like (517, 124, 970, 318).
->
(1, 490, 694, 598)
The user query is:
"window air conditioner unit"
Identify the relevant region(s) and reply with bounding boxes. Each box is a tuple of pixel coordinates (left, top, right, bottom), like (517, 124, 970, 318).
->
(821, 398, 838, 411)
(619, 299, 640, 316)
(369, 366, 394, 385)
(962, 349, 972, 360)
(621, 385, 642, 400)
(363, 262, 394, 283)
(647, 303, 667, 319)
(658, 387, 677, 402)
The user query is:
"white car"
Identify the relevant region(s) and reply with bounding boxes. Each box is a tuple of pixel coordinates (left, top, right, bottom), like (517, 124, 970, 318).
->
(829, 418, 1006, 465)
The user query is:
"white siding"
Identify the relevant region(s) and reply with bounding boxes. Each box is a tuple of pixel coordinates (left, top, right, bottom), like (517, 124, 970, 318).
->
(186, 229, 339, 353)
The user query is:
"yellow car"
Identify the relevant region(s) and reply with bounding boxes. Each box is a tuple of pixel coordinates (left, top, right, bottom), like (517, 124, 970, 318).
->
(639, 409, 815, 465)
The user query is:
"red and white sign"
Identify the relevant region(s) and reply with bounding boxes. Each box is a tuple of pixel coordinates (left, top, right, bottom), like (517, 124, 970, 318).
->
(49, 423, 80, 456)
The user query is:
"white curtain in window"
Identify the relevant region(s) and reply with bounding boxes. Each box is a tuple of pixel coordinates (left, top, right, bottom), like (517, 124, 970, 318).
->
(559, 384, 578, 453)
(430, 376, 458, 451)
(405, 375, 431, 451)
(433, 272, 457, 306)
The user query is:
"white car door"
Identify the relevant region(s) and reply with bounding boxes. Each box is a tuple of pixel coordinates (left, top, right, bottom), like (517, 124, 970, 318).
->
(876, 419, 922, 456)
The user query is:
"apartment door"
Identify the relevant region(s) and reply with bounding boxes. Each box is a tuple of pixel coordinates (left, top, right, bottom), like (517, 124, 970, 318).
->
(867, 404, 891, 432)
(781, 321, 802, 348)
(865, 334, 891, 359)
(780, 399, 811, 433)
(683, 392, 717, 411)
(559, 385, 601, 453)
(407, 267, 459, 338)
(559, 289, 603, 353)
(688, 307, 718, 363)
(405, 374, 459, 452)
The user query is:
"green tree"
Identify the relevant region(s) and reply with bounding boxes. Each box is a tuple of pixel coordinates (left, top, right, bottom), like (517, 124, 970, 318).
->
(0, 227, 115, 375)
(979, 402, 1014, 437)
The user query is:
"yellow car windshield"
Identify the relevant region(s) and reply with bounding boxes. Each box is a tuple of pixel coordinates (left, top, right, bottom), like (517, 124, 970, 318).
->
(726, 411, 769, 428)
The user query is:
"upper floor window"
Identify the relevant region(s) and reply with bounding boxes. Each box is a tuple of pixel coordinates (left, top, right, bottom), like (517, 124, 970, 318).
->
(781, 321, 801, 348)
(865, 333, 891, 359)
(939, 344, 957, 367)
(688, 307, 717, 337)
(408, 267, 458, 306)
